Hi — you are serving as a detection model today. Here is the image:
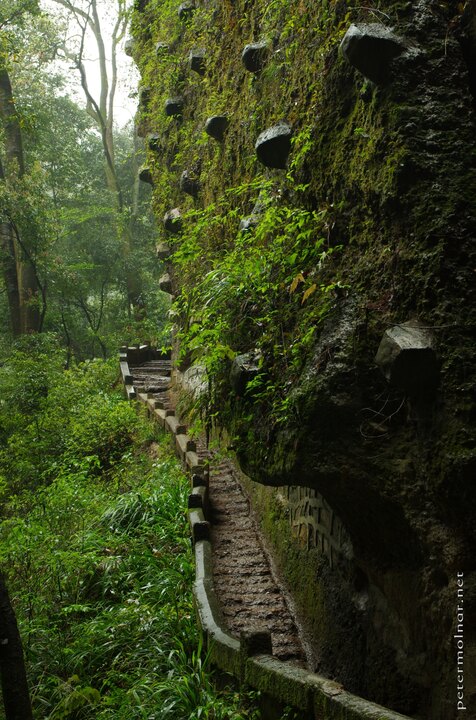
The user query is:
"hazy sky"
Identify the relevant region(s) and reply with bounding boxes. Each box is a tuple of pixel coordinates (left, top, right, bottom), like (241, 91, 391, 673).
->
(40, 0, 138, 127)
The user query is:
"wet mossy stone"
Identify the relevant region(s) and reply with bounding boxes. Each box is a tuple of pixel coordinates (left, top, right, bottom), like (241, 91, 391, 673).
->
(189, 48, 206, 75)
(163, 208, 183, 234)
(148, 133, 161, 152)
(180, 170, 200, 197)
(139, 166, 153, 185)
(204, 115, 229, 141)
(340, 23, 406, 85)
(165, 97, 184, 117)
(255, 123, 292, 169)
(125, 39, 135, 57)
(241, 41, 270, 72)
(178, 2, 195, 21)
(156, 41, 170, 55)
(159, 273, 173, 294)
(375, 320, 439, 398)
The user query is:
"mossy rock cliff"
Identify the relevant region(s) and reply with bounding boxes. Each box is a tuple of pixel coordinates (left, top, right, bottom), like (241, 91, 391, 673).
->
(132, 1, 476, 717)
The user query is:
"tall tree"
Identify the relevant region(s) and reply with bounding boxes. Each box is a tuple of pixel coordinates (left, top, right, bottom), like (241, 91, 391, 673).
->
(54, 0, 128, 206)
(0, 4, 43, 334)
(52, 0, 145, 317)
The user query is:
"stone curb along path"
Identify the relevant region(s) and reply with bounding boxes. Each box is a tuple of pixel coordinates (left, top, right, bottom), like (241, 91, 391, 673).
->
(120, 345, 413, 720)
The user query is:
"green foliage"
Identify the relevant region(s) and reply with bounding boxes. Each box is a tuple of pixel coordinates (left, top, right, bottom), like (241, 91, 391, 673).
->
(168, 177, 342, 424)
(1, 3, 166, 355)
(0, 358, 260, 720)
(0, 337, 140, 493)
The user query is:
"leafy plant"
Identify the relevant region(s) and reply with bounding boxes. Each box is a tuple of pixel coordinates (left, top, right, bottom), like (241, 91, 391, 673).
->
(0, 359, 260, 719)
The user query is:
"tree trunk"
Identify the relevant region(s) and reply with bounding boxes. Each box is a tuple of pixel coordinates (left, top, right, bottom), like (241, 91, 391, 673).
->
(19, 262, 41, 334)
(0, 66, 41, 334)
(0, 197, 21, 337)
(54, 0, 143, 319)
(0, 573, 33, 720)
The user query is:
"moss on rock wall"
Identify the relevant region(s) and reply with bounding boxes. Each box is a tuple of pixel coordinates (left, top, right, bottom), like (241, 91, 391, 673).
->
(132, 1, 476, 717)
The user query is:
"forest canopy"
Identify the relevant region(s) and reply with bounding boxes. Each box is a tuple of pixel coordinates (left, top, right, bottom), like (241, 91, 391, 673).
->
(0, 0, 168, 360)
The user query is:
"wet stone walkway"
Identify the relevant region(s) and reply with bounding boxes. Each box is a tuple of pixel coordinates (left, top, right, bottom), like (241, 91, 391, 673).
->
(129, 359, 307, 666)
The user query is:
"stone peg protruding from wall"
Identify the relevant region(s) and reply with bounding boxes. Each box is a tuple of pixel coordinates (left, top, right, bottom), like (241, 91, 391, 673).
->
(165, 97, 184, 117)
(148, 133, 161, 152)
(125, 38, 135, 57)
(178, 2, 195, 21)
(375, 320, 439, 398)
(159, 273, 173, 294)
(189, 48, 206, 75)
(340, 23, 407, 84)
(242, 41, 270, 72)
(156, 242, 172, 260)
(230, 351, 262, 396)
(156, 41, 170, 55)
(204, 115, 229, 141)
(163, 208, 183, 234)
(180, 170, 200, 197)
(255, 123, 292, 169)
(139, 166, 153, 185)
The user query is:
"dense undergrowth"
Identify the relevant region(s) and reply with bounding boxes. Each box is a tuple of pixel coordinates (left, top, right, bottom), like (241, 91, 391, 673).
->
(0, 336, 259, 719)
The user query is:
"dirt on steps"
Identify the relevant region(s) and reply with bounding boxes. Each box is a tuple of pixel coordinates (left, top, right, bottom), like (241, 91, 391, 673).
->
(130, 360, 307, 666)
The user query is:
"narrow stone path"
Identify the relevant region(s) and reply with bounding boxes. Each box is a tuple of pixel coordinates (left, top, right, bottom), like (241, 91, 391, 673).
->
(129, 359, 307, 666)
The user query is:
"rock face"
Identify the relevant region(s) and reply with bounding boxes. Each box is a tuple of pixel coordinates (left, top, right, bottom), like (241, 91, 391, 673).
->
(180, 170, 200, 197)
(230, 351, 262, 395)
(132, 0, 476, 715)
(181, 363, 208, 399)
(189, 49, 206, 75)
(375, 321, 439, 398)
(255, 123, 292, 169)
(138, 166, 153, 185)
(242, 41, 270, 72)
(165, 97, 184, 117)
(163, 208, 183, 234)
(204, 115, 229, 141)
(340, 23, 407, 84)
